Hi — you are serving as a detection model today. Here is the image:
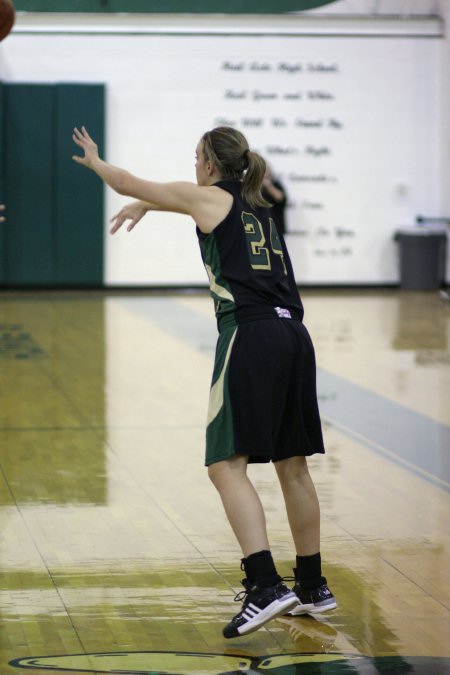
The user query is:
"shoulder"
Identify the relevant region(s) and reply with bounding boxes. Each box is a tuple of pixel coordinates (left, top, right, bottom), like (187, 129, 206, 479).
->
(194, 185, 234, 234)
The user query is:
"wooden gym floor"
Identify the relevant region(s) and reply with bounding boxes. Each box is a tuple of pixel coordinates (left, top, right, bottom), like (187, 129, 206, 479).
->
(0, 288, 449, 675)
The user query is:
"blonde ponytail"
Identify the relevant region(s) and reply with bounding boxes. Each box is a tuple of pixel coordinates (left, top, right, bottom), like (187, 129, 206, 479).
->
(242, 150, 270, 208)
(201, 127, 270, 209)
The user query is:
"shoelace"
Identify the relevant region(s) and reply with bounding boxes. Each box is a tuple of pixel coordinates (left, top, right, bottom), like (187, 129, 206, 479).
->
(234, 577, 294, 603)
(233, 589, 248, 603)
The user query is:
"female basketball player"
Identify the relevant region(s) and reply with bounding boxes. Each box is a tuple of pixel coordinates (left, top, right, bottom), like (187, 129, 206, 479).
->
(72, 125, 336, 638)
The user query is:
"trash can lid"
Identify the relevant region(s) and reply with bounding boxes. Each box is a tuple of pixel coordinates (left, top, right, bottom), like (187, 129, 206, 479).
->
(394, 225, 448, 238)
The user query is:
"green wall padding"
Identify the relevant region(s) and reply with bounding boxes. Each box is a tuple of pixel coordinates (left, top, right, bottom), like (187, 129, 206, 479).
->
(5, 85, 55, 285)
(0, 83, 105, 288)
(55, 84, 105, 285)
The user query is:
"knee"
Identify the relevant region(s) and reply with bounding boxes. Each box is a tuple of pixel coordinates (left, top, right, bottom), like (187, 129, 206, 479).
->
(208, 456, 248, 490)
(207, 461, 229, 490)
(207, 463, 220, 488)
(276, 455, 309, 482)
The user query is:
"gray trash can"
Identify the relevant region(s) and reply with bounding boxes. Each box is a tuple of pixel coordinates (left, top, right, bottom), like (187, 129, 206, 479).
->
(394, 228, 447, 290)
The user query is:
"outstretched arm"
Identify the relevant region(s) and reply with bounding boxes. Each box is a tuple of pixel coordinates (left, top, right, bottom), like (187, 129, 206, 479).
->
(72, 126, 233, 234)
(72, 126, 202, 218)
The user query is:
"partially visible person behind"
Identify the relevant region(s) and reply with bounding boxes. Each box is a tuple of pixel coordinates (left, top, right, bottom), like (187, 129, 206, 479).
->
(262, 165, 287, 234)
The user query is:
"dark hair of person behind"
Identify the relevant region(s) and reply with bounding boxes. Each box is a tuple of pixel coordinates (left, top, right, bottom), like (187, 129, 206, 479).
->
(201, 127, 270, 208)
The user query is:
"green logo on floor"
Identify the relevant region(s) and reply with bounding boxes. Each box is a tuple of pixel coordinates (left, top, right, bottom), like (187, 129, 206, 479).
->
(9, 651, 450, 673)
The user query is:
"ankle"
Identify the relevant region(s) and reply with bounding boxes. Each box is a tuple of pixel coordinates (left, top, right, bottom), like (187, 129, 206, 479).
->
(295, 553, 327, 590)
(242, 550, 281, 588)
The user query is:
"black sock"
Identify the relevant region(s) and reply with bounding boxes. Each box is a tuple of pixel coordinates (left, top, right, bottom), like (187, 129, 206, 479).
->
(242, 550, 281, 588)
(295, 553, 327, 590)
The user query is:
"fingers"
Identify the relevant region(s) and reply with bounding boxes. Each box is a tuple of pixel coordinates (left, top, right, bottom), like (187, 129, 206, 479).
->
(109, 216, 121, 234)
(109, 220, 122, 235)
(109, 217, 136, 235)
(72, 127, 86, 146)
(110, 210, 123, 224)
(73, 126, 89, 140)
(109, 211, 123, 234)
(127, 218, 139, 232)
(72, 128, 87, 157)
(72, 126, 95, 148)
(109, 209, 142, 235)
(72, 126, 98, 166)
(81, 126, 92, 140)
(109, 211, 129, 235)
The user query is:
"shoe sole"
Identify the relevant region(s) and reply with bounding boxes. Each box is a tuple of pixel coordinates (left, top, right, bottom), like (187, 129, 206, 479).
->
(234, 593, 299, 637)
(286, 599, 337, 616)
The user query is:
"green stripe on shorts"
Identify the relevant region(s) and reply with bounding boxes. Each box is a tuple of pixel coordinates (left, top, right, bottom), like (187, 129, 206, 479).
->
(205, 326, 237, 466)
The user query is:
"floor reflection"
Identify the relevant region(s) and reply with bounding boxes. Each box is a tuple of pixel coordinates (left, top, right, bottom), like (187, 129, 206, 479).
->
(0, 290, 449, 675)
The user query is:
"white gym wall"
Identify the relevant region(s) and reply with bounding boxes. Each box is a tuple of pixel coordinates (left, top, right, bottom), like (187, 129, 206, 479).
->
(1, 0, 448, 285)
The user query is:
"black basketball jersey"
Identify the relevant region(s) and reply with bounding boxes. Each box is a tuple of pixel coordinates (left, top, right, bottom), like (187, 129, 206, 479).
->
(196, 180, 304, 323)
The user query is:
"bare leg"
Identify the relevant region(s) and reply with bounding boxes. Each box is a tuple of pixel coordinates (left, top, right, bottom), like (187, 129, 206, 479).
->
(208, 455, 270, 558)
(274, 455, 320, 556)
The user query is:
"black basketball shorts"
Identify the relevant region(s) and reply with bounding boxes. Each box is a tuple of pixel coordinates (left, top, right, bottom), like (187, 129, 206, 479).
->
(204, 317, 325, 465)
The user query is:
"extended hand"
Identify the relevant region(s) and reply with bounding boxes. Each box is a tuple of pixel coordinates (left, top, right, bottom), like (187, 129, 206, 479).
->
(110, 201, 150, 234)
(0, 204, 5, 223)
(72, 126, 99, 169)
